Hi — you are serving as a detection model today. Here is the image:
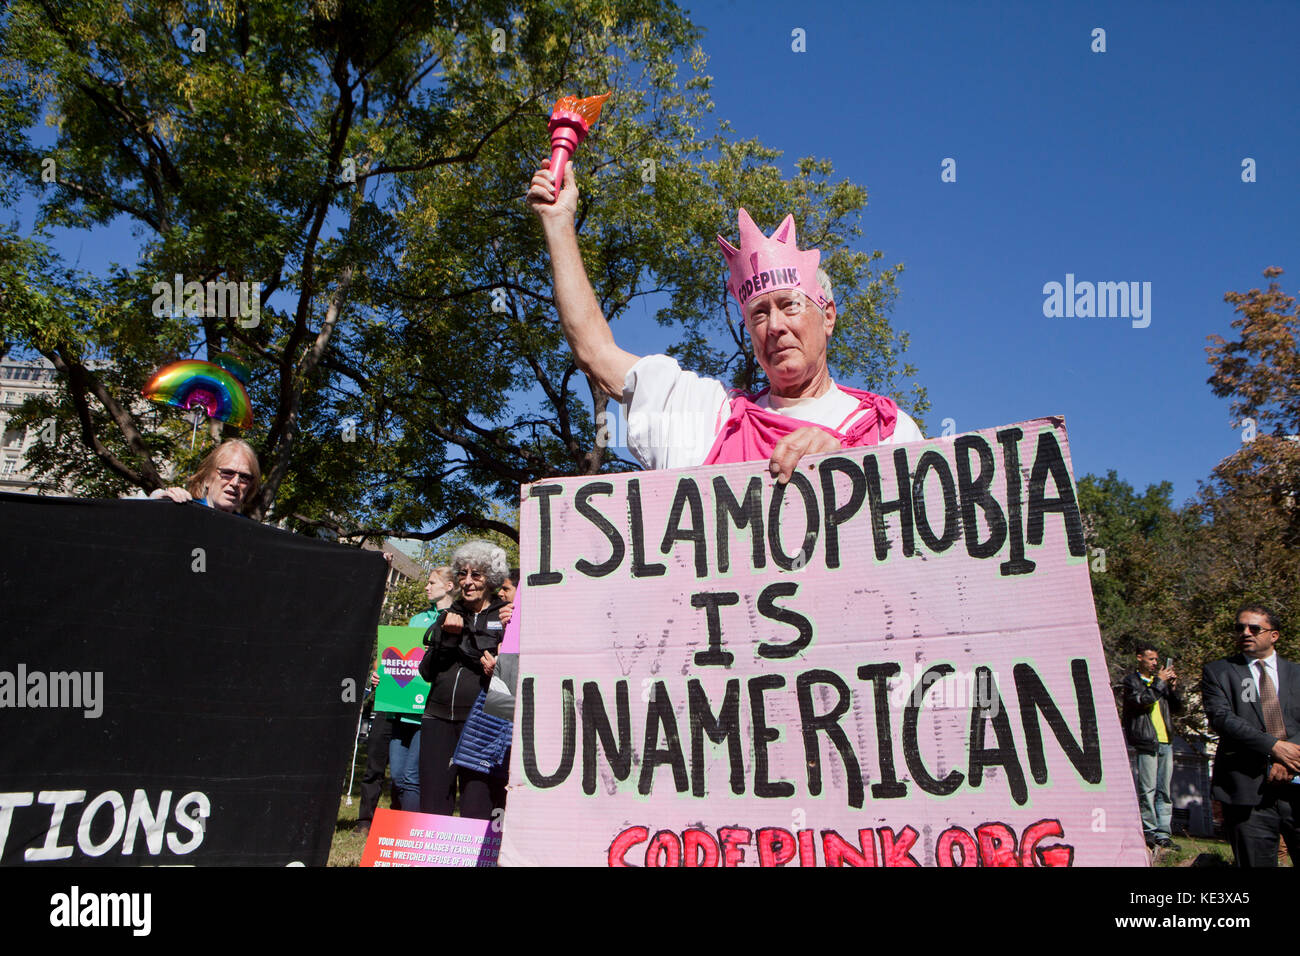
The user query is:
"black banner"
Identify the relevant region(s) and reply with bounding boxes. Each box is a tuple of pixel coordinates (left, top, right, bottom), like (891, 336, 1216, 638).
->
(0, 493, 386, 866)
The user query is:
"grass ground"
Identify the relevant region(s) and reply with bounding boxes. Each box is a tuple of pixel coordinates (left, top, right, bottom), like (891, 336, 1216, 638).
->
(329, 792, 374, 867)
(1152, 834, 1232, 867)
(1153, 832, 1291, 867)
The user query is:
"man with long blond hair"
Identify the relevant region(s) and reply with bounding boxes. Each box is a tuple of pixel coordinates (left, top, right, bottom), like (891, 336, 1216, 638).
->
(149, 438, 260, 515)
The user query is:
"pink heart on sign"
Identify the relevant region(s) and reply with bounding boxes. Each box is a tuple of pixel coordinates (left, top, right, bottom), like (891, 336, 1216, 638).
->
(381, 646, 424, 688)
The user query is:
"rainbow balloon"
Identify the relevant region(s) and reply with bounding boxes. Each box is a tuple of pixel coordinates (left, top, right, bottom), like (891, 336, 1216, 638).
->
(142, 359, 253, 429)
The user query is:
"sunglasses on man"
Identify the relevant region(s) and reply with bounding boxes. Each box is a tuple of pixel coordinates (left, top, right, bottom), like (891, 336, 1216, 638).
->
(1234, 622, 1273, 635)
(217, 467, 255, 486)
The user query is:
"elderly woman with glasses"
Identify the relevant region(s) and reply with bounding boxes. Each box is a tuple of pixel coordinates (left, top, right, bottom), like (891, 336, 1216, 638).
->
(148, 438, 261, 515)
(417, 539, 510, 818)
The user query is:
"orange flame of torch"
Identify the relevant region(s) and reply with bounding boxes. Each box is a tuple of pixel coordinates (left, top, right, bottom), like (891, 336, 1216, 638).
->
(548, 92, 610, 190)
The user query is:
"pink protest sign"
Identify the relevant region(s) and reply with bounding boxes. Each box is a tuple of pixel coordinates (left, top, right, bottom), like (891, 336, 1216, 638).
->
(499, 417, 1148, 866)
(499, 580, 521, 654)
(360, 809, 500, 867)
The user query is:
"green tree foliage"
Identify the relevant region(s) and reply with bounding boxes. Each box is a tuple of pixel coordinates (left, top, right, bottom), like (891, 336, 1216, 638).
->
(1196, 267, 1299, 647)
(420, 502, 520, 571)
(1077, 470, 1185, 678)
(0, 0, 925, 541)
(380, 573, 429, 626)
(1079, 470, 1217, 741)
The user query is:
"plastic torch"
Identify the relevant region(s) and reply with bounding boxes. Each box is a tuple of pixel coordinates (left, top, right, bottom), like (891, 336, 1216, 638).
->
(548, 92, 610, 190)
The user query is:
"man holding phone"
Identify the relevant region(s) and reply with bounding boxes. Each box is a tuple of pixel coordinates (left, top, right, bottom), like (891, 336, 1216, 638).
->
(1122, 640, 1184, 850)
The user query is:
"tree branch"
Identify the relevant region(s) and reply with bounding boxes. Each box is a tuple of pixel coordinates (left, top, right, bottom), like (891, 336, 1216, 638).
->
(51, 176, 160, 231)
(286, 510, 519, 543)
(265, 47, 358, 454)
(357, 94, 536, 182)
(44, 348, 162, 488)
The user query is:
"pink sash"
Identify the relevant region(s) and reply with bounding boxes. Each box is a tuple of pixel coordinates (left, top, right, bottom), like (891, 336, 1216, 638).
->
(703, 385, 899, 466)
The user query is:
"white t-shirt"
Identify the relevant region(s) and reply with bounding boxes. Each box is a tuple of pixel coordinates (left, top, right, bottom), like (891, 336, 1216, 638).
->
(621, 354, 925, 470)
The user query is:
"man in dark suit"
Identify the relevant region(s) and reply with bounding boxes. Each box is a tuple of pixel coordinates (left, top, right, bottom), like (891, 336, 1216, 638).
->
(1201, 604, 1300, 866)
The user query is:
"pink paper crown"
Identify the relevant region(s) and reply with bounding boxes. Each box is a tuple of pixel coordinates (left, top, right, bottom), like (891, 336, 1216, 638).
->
(717, 208, 828, 312)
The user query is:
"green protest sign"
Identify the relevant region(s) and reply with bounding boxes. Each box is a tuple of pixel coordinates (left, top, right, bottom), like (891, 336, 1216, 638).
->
(375, 626, 430, 717)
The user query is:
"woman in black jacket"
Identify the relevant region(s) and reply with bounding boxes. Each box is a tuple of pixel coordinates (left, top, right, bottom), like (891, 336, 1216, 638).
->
(417, 540, 509, 819)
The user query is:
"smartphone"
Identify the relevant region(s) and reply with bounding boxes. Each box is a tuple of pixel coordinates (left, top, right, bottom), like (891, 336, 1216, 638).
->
(1165, 658, 1172, 670)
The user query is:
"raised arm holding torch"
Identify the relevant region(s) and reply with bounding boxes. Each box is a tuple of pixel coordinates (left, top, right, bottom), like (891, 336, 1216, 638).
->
(527, 147, 924, 481)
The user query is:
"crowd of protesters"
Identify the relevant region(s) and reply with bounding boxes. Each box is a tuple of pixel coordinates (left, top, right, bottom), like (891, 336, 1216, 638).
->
(145, 166, 1299, 869)
(150, 440, 519, 829)
(354, 545, 517, 832)
(416, 541, 512, 819)
(155, 443, 1298, 868)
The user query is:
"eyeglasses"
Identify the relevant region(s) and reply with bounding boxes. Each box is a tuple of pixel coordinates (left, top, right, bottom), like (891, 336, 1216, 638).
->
(747, 297, 810, 324)
(216, 467, 255, 486)
(1235, 622, 1271, 635)
(455, 569, 486, 581)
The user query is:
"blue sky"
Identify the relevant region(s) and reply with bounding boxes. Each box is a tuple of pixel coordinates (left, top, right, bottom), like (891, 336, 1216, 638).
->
(616, 0, 1300, 504)
(13, 1, 1299, 507)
